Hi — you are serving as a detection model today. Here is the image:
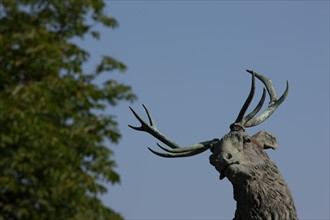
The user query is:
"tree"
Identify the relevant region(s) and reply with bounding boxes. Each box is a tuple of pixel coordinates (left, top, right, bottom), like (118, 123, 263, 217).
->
(0, 1, 135, 219)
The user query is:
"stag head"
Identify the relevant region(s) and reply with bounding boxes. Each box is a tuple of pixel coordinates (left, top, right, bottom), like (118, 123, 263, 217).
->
(129, 70, 289, 183)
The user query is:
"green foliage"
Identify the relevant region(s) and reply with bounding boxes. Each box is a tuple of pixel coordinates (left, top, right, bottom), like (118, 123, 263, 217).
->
(0, 1, 135, 219)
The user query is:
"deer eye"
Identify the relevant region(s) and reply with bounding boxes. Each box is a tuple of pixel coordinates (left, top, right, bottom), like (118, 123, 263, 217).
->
(244, 136, 251, 143)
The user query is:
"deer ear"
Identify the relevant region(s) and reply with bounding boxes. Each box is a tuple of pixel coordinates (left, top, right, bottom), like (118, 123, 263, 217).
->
(251, 130, 278, 150)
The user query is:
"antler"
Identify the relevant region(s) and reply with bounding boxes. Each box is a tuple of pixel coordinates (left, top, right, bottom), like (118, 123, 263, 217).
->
(129, 70, 288, 156)
(129, 104, 219, 158)
(232, 70, 289, 129)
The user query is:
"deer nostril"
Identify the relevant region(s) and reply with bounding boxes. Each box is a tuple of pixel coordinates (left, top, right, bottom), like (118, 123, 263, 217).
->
(226, 153, 232, 160)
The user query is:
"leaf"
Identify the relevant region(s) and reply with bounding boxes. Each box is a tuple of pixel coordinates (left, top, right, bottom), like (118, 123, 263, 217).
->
(97, 14, 118, 28)
(96, 56, 127, 74)
(91, 31, 100, 39)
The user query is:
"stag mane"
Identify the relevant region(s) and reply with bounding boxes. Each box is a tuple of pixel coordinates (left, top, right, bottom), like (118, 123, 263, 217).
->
(233, 157, 297, 220)
(129, 70, 297, 219)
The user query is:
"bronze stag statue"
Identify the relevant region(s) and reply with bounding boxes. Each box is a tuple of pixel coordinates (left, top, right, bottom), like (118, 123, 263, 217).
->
(129, 70, 297, 220)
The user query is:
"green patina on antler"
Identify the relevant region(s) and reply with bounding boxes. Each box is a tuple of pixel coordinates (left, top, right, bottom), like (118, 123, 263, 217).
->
(129, 104, 218, 158)
(129, 70, 290, 156)
(244, 70, 289, 127)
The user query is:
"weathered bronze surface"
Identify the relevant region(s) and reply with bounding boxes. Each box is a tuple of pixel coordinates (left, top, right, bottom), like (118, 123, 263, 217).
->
(129, 70, 297, 220)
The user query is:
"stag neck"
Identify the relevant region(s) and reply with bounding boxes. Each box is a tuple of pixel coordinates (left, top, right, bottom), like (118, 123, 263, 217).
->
(232, 168, 298, 220)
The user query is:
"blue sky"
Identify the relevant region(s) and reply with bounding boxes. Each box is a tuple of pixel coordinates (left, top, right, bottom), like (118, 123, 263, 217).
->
(80, 1, 329, 219)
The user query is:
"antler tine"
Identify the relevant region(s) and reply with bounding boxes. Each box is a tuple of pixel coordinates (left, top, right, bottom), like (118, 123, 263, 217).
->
(246, 70, 278, 104)
(148, 145, 211, 158)
(242, 88, 266, 125)
(129, 105, 219, 158)
(128, 105, 180, 149)
(142, 104, 154, 127)
(128, 106, 148, 131)
(234, 71, 256, 125)
(156, 140, 219, 153)
(245, 70, 289, 127)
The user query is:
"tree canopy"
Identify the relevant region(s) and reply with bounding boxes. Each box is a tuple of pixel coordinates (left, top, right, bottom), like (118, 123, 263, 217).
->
(0, 1, 135, 219)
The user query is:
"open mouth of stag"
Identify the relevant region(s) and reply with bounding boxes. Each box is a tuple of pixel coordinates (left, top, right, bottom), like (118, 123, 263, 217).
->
(220, 161, 240, 180)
